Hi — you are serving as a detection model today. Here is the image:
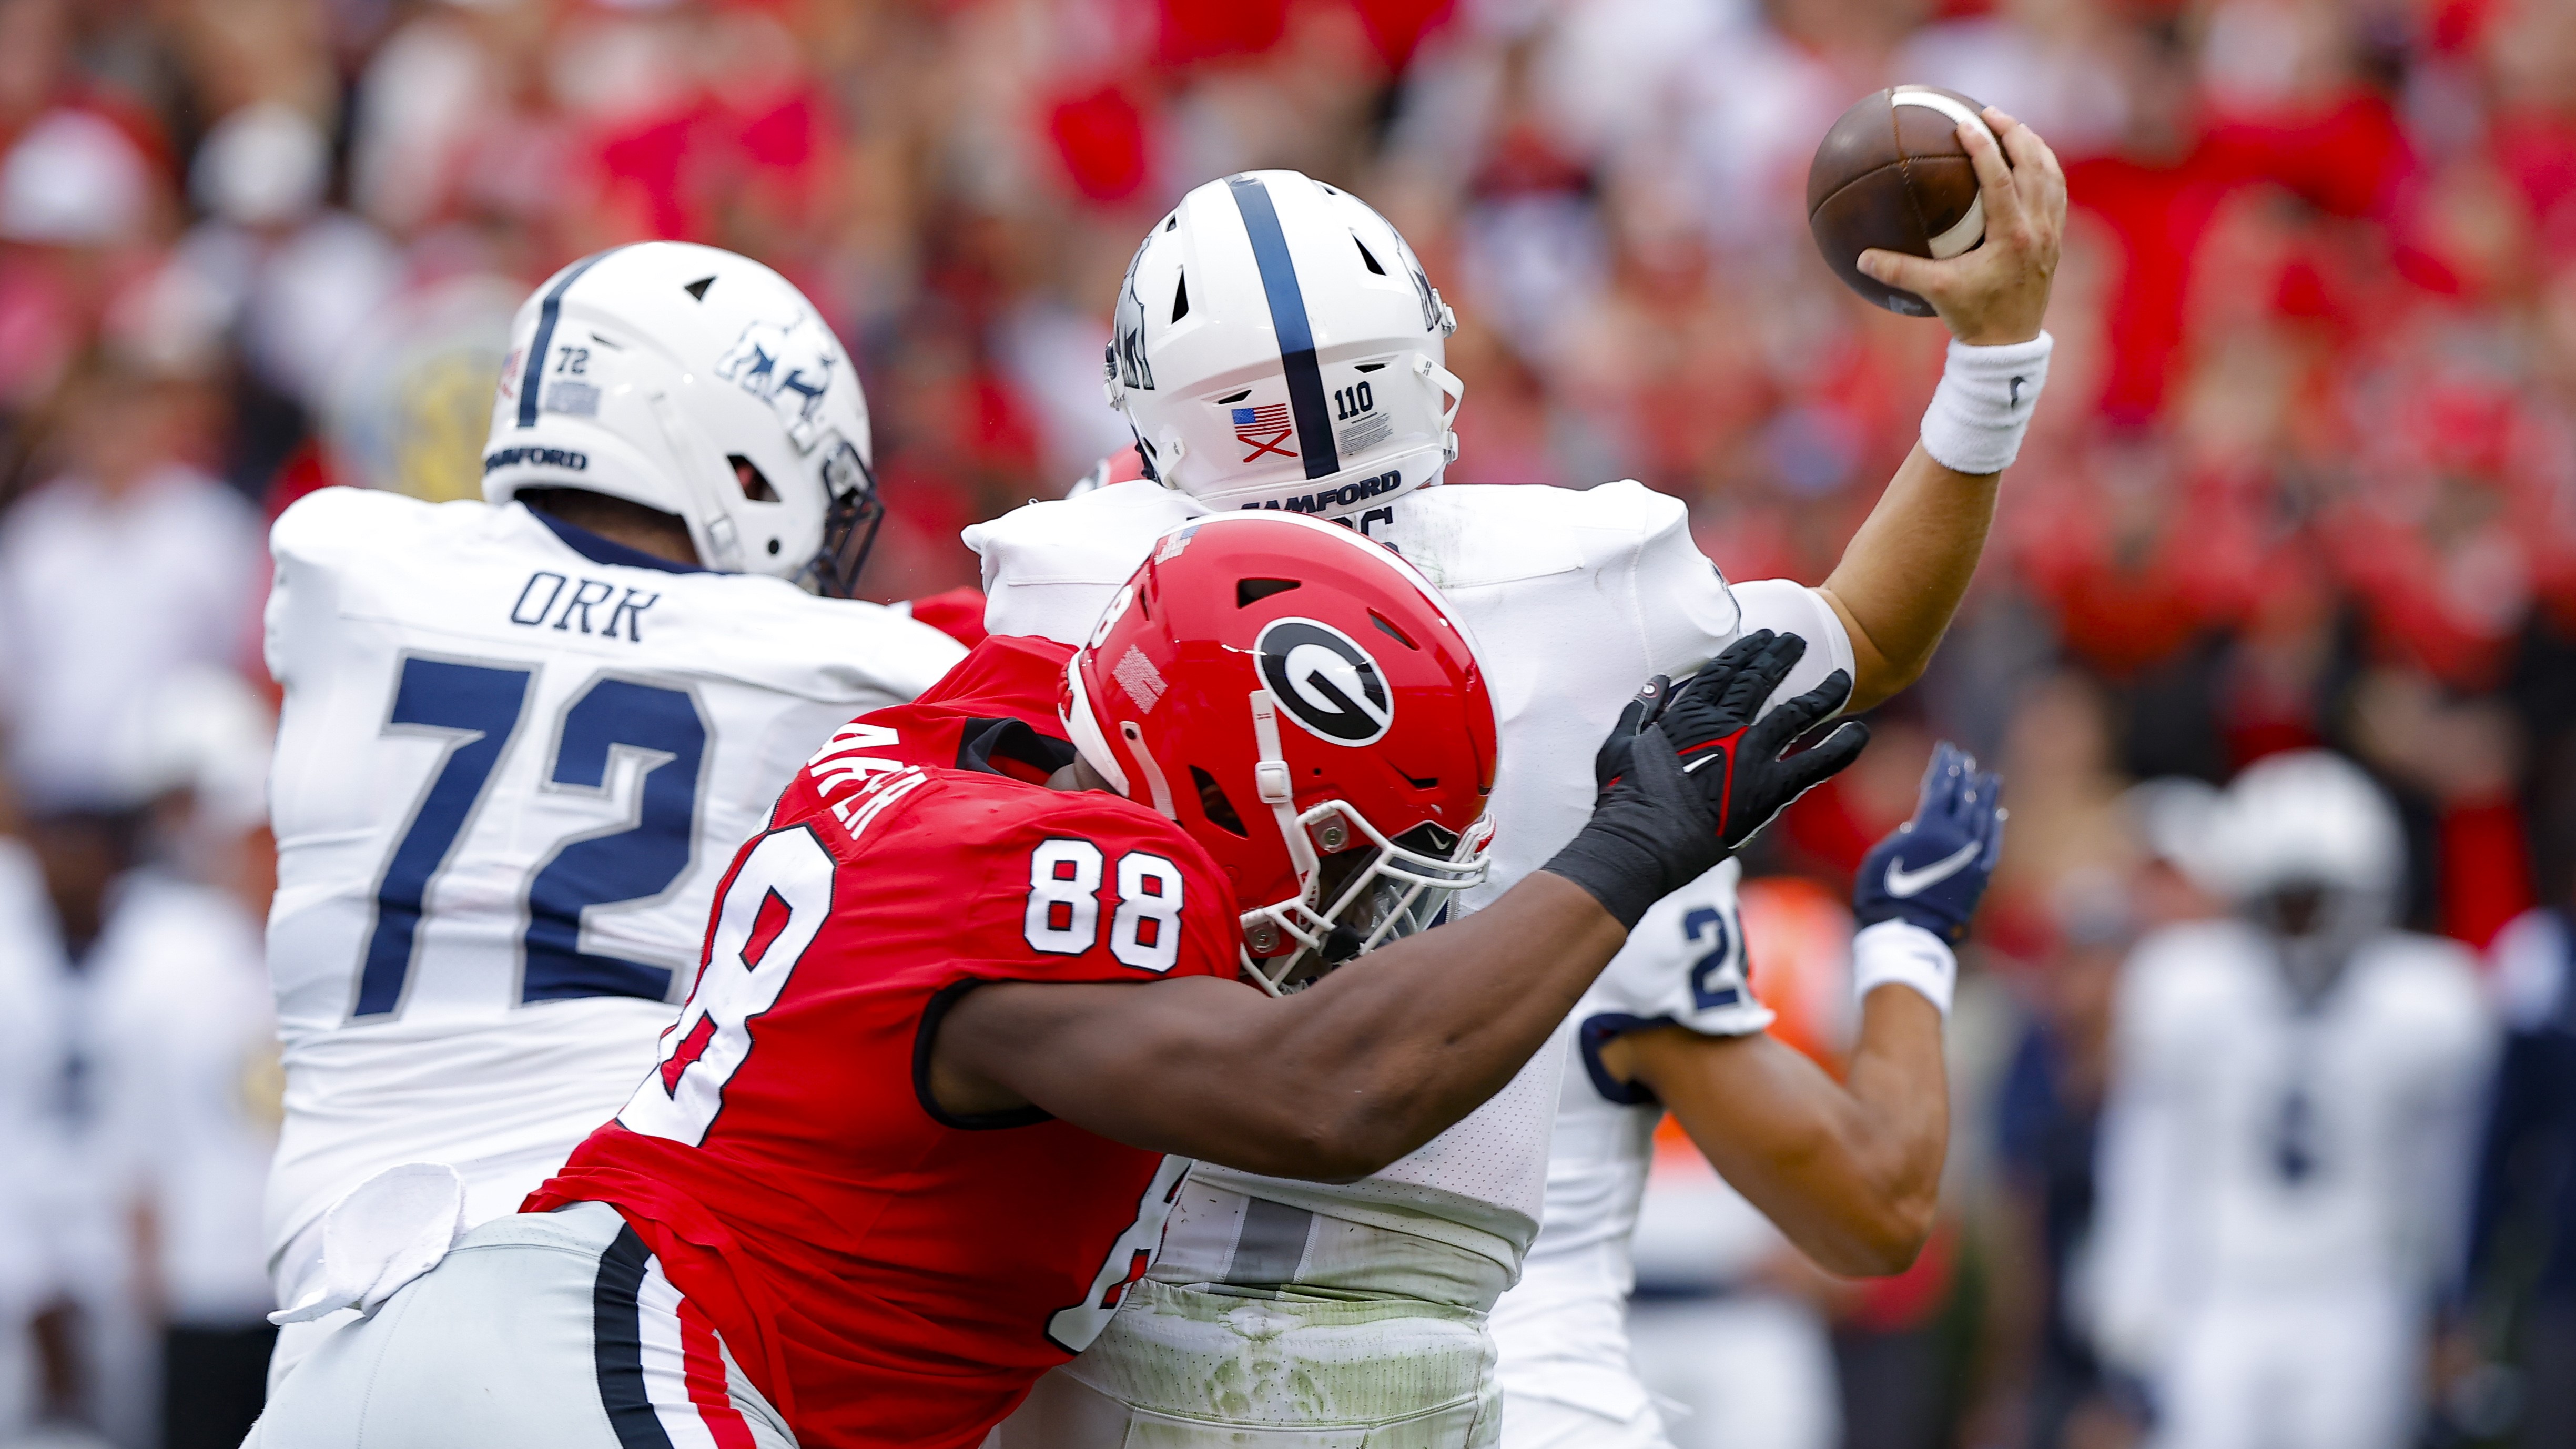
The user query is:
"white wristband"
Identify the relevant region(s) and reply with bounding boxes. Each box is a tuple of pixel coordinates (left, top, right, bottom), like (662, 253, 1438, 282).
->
(1851, 919, 1957, 1019)
(1920, 331, 2052, 474)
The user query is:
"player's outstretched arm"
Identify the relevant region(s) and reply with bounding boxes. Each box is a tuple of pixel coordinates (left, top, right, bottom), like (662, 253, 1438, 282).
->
(929, 633, 1869, 1182)
(1601, 744, 2002, 1275)
(1814, 108, 2066, 712)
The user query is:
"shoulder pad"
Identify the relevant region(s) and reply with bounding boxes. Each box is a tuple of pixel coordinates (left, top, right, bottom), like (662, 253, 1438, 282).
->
(2492, 908, 2571, 1031)
(270, 486, 441, 566)
(721, 589, 969, 701)
(2353, 933, 2491, 1024)
(963, 481, 1197, 644)
(2118, 920, 2266, 1037)
(963, 480, 1200, 578)
(1392, 482, 1691, 591)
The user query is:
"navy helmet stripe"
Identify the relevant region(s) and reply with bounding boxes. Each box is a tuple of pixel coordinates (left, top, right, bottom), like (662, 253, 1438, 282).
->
(1224, 175, 1339, 480)
(592, 1224, 677, 1448)
(519, 248, 621, 429)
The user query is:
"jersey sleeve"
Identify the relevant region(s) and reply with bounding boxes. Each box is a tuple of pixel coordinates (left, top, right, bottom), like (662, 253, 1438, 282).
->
(2489, 907, 2569, 1032)
(1590, 861, 1776, 1039)
(1574, 860, 1773, 1104)
(1727, 579, 1859, 721)
(961, 480, 1203, 645)
(1597, 481, 1744, 679)
(719, 585, 966, 713)
(1568, 482, 1855, 719)
(820, 605, 970, 709)
(262, 487, 378, 687)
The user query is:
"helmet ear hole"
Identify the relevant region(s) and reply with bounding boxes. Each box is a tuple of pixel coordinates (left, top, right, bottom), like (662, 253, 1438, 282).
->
(729, 455, 778, 503)
(1368, 610, 1416, 648)
(1191, 766, 1249, 837)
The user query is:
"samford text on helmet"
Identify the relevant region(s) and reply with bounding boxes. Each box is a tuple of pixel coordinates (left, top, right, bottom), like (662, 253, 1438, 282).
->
(481, 242, 884, 596)
(1106, 170, 1463, 519)
(1062, 512, 1497, 994)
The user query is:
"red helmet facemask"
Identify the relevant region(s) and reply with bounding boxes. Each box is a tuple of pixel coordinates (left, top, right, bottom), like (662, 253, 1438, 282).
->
(1062, 513, 1497, 994)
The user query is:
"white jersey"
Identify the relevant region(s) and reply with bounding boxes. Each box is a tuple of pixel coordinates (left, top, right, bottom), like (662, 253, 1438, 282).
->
(1489, 890, 1946, 1426)
(89, 872, 279, 1326)
(262, 488, 962, 1297)
(965, 477, 1855, 1274)
(0, 854, 171, 1445)
(1487, 859, 1769, 1421)
(0, 843, 68, 1331)
(2083, 919, 2494, 1377)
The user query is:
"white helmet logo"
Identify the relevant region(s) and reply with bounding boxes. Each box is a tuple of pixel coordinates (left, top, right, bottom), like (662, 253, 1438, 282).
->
(716, 317, 837, 444)
(1256, 618, 1391, 745)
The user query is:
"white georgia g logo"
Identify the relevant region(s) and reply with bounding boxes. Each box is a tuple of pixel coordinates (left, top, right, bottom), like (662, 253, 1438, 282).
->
(1256, 618, 1392, 745)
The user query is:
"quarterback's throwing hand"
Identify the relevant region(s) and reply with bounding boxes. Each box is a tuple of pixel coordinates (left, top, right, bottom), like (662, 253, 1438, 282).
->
(1856, 108, 2066, 348)
(1853, 741, 2004, 944)
(1548, 630, 1869, 929)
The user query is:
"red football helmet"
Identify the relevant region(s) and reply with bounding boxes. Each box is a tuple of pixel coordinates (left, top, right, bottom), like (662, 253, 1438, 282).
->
(1063, 512, 1497, 994)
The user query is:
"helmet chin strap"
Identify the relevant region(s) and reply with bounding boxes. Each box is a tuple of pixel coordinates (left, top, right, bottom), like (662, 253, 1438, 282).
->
(1060, 661, 1179, 818)
(647, 389, 745, 572)
(1249, 689, 1319, 893)
(1117, 719, 1177, 818)
(1418, 356, 1465, 464)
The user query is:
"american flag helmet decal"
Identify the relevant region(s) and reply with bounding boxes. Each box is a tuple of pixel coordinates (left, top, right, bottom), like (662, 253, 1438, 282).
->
(1232, 403, 1296, 462)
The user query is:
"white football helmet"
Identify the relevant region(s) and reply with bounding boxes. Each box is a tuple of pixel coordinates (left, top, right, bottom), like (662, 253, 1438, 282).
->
(2205, 750, 2405, 980)
(482, 242, 881, 594)
(1106, 170, 1463, 516)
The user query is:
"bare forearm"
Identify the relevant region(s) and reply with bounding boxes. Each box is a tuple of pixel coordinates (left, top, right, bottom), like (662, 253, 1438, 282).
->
(1821, 105, 2067, 714)
(1222, 872, 1628, 1170)
(1818, 444, 1999, 713)
(1833, 985, 1952, 1249)
(1627, 985, 1949, 1274)
(950, 872, 1627, 1178)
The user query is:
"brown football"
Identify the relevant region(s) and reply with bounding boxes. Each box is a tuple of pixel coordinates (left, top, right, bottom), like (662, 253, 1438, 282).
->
(1807, 86, 1993, 316)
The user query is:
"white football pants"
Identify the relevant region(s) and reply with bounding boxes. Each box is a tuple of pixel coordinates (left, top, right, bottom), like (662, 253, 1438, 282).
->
(2150, 1289, 2417, 1449)
(1621, 1296, 1838, 1449)
(1498, 1389, 1670, 1449)
(245, 1203, 793, 1448)
(985, 1279, 1500, 1448)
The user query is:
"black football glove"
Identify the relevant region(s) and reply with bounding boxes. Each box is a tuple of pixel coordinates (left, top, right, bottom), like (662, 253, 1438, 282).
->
(1852, 741, 2004, 944)
(1546, 631, 1869, 929)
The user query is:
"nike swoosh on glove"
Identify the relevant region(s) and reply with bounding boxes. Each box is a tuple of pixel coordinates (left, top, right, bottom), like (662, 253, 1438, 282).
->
(1546, 630, 1869, 929)
(1852, 741, 2005, 944)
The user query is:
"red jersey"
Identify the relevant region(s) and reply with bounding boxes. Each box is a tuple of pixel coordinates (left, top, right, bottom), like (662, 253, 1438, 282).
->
(827, 631, 1077, 783)
(527, 656, 1242, 1446)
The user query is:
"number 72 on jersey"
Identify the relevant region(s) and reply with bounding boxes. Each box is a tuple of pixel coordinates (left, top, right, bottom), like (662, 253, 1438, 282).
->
(352, 654, 711, 1019)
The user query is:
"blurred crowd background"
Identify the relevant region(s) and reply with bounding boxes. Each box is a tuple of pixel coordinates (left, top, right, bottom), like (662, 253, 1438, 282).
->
(0, 0, 2573, 1445)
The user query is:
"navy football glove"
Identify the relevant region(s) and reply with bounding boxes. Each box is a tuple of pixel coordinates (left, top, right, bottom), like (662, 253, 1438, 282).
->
(1550, 631, 1869, 929)
(1853, 741, 2004, 945)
